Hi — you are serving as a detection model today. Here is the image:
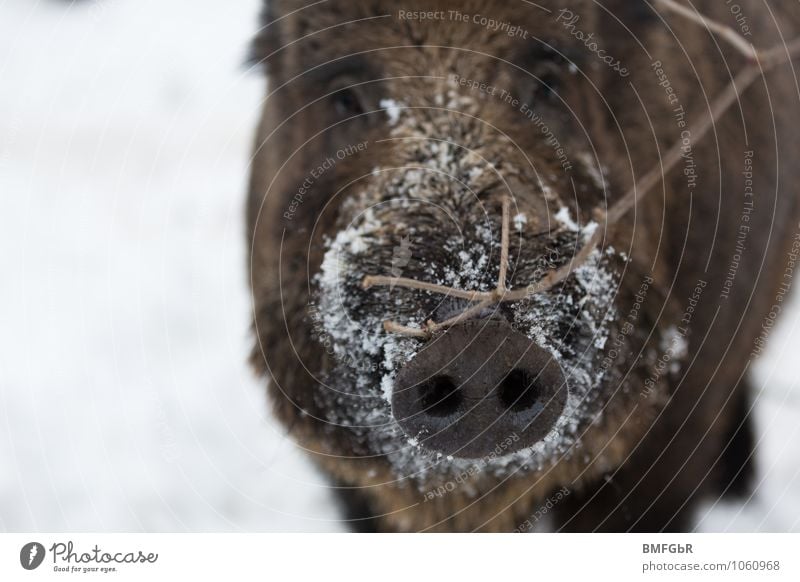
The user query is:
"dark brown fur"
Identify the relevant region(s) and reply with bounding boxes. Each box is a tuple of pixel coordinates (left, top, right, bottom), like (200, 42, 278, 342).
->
(247, 0, 800, 531)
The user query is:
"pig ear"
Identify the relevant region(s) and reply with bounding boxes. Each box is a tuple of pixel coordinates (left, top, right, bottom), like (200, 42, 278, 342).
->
(247, 1, 280, 72)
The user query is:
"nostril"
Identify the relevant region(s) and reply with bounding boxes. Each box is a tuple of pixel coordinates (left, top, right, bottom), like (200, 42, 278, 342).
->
(393, 320, 567, 458)
(418, 375, 462, 417)
(498, 368, 541, 412)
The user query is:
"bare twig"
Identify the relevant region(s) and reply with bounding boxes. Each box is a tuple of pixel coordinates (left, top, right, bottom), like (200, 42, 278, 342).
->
(370, 198, 513, 334)
(497, 196, 511, 293)
(383, 320, 428, 338)
(426, 299, 495, 334)
(363, 4, 800, 337)
(382, 300, 496, 338)
(498, 59, 770, 301)
(655, 0, 758, 61)
(362, 275, 492, 301)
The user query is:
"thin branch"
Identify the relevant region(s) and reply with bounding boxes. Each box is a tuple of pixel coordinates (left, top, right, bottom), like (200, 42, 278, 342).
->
(363, 5, 800, 337)
(654, 0, 758, 61)
(383, 300, 495, 337)
(761, 36, 800, 69)
(383, 320, 428, 338)
(362, 275, 492, 301)
(502, 227, 601, 301)
(502, 46, 796, 301)
(363, 196, 513, 302)
(497, 196, 511, 293)
(424, 299, 495, 334)
(373, 198, 511, 334)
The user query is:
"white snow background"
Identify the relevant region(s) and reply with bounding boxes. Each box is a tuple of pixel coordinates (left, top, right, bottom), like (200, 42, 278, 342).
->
(0, 0, 797, 532)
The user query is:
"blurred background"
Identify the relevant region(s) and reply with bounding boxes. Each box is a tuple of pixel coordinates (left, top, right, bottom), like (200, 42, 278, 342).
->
(0, 0, 798, 532)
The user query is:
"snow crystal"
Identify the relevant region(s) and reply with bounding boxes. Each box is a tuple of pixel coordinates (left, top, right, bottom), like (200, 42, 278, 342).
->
(577, 152, 608, 190)
(379, 98, 403, 126)
(661, 325, 689, 374)
(581, 220, 598, 242)
(555, 206, 581, 232)
(554, 207, 598, 243)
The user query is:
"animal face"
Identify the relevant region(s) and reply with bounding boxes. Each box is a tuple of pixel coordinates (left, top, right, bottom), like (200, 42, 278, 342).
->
(248, 0, 675, 490)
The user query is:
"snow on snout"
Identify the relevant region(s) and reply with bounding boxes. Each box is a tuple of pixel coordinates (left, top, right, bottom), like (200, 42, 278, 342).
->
(311, 84, 626, 478)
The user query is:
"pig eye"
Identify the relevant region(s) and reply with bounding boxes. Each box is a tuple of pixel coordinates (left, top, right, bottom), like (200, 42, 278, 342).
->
(331, 88, 365, 118)
(530, 63, 562, 102)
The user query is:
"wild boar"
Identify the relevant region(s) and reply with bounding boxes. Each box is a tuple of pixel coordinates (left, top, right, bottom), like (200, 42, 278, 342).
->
(247, 0, 800, 531)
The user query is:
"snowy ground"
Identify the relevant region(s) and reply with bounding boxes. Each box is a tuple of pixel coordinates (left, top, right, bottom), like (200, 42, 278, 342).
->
(0, 0, 798, 532)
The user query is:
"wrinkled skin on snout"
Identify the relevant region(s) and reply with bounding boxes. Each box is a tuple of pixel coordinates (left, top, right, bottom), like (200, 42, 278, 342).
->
(247, 0, 800, 531)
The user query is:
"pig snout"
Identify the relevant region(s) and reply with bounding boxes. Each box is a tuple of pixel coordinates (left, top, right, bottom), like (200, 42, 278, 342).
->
(391, 319, 568, 459)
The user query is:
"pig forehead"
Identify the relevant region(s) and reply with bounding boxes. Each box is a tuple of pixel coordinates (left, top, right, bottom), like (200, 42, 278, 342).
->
(271, 0, 592, 19)
(274, 0, 594, 60)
